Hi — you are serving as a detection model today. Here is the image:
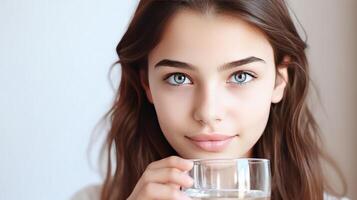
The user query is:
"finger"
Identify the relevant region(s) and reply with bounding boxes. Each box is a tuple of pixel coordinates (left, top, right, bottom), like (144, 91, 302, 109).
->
(139, 182, 191, 200)
(147, 156, 193, 171)
(142, 167, 194, 188)
(168, 183, 181, 190)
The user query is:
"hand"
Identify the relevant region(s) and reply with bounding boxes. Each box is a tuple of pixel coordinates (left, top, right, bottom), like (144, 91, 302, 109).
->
(127, 156, 194, 200)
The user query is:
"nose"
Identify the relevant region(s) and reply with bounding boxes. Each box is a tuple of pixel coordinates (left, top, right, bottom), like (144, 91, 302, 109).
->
(193, 83, 224, 128)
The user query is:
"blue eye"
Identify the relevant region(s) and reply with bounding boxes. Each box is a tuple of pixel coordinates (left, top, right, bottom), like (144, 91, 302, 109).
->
(164, 71, 255, 86)
(165, 73, 192, 86)
(228, 71, 255, 85)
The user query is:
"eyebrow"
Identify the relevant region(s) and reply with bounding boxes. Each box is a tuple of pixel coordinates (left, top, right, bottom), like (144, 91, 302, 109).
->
(154, 56, 266, 72)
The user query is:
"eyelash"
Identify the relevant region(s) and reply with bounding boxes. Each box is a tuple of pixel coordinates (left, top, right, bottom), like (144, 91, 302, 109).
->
(163, 71, 257, 86)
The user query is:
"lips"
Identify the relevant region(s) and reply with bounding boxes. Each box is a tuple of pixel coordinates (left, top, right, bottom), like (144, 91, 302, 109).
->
(186, 134, 236, 152)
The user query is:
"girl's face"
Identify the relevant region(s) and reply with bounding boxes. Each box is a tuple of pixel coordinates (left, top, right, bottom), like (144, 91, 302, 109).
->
(142, 9, 288, 159)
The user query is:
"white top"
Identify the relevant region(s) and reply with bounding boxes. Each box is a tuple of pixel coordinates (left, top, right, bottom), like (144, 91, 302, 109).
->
(71, 184, 350, 200)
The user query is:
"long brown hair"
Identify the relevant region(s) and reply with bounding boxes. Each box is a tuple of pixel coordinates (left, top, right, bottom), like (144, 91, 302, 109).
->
(98, 0, 347, 199)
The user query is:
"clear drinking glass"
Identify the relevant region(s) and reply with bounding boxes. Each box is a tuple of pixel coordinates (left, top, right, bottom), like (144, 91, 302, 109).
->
(182, 158, 271, 200)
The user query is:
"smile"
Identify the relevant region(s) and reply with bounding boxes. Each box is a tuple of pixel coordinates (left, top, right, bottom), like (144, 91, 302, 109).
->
(186, 134, 236, 152)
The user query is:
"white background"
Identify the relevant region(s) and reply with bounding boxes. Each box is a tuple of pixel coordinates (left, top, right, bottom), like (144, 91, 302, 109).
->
(0, 0, 356, 199)
(0, 0, 138, 199)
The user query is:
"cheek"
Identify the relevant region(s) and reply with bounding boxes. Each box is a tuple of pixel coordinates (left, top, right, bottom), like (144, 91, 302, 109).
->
(244, 93, 272, 131)
(228, 83, 274, 138)
(249, 108, 272, 145)
(150, 87, 192, 137)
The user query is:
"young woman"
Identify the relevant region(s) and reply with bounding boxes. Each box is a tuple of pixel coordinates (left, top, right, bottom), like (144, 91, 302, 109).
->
(72, 0, 348, 199)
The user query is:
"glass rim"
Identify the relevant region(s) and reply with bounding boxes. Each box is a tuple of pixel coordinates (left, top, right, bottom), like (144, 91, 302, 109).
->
(188, 158, 269, 163)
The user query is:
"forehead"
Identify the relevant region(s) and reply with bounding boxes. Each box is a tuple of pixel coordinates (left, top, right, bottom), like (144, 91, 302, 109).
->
(148, 9, 274, 69)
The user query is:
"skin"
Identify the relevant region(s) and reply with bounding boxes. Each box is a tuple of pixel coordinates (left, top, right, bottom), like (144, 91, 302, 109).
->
(142, 9, 288, 159)
(131, 9, 289, 199)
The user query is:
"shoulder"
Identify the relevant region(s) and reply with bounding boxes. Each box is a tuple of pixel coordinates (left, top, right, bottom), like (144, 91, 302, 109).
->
(70, 184, 102, 200)
(324, 192, 350, 200)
